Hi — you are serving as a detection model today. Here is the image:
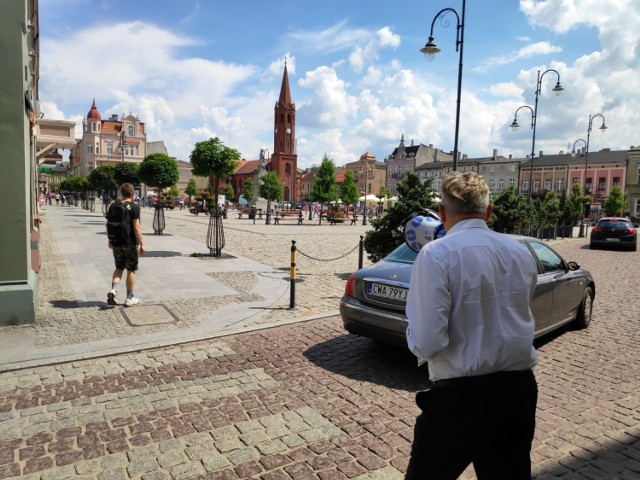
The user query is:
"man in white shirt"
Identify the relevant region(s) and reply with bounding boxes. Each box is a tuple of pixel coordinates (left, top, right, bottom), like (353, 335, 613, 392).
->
(405, 172, 539, 480)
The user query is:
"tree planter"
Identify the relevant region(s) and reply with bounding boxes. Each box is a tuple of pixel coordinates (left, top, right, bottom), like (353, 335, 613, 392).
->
(153, 204, 166, 234)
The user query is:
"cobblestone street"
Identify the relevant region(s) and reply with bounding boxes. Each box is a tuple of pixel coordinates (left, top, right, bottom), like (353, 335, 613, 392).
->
(1, 207, 640, 479)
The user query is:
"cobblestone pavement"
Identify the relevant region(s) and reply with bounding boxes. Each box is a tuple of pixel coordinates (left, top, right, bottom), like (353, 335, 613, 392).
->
(1, 219, 640, 479)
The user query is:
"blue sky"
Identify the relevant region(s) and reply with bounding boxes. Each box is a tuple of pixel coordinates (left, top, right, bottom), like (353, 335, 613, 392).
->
(39, 0, 639, 169)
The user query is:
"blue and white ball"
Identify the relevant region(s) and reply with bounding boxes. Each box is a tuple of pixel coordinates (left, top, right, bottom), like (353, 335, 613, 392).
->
(404, 214, 445, 251)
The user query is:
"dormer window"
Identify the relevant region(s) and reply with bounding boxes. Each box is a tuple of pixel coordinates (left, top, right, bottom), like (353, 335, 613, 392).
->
(127, 125, 134, 136)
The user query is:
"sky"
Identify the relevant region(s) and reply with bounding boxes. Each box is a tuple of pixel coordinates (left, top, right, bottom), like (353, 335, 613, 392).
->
(38, 0, 640, 169)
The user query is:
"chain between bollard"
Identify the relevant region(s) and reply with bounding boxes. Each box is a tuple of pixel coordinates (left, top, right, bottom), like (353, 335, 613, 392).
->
(290, 240, 296, 309)
(296, 242, 360, 262)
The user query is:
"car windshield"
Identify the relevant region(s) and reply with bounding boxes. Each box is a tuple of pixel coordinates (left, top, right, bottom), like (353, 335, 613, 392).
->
(384, 243, 418, 264)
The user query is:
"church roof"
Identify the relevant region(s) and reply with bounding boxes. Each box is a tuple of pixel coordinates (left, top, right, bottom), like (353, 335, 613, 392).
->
(235, 159, 261, 175)
(277, 64, 294, 109)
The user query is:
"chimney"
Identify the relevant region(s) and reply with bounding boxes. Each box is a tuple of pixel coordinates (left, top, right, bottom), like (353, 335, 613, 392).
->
(492, 149, 497, 160)
(539, 150, 543, 157)
(509, 154, 512, 159)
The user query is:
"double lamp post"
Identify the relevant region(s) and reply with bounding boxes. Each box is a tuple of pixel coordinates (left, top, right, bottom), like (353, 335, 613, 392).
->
(572, 114, 608, 237)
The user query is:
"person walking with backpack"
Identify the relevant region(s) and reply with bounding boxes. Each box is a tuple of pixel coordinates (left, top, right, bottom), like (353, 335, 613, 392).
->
(106, 183, 145, 306)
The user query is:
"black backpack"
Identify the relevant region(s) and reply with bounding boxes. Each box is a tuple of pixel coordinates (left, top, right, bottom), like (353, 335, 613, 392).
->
(106, 201, 132, 245)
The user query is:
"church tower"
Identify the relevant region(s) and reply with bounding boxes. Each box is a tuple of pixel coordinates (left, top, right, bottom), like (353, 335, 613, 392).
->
(271, 62, 298, 201)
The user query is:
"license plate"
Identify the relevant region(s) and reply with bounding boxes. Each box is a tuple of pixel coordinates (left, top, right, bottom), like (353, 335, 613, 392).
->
(606, 238, 620, 242)
(367, 283, 408, 301)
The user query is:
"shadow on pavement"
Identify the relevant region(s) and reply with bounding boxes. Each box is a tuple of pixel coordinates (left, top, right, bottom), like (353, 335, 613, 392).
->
(303, 333, 429, 392)
(50, 299, 109, 309)
(141, 250, 183, 258)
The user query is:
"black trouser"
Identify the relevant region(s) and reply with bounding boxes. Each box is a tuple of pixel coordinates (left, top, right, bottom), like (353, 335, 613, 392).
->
(405, 369, 537, 480)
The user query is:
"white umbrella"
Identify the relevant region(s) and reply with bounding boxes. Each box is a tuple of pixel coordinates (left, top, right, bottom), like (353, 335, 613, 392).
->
(358, 194, 380, 202)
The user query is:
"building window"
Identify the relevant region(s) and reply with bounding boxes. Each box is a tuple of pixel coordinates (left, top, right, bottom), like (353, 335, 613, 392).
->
(544, 181, 551, 190)
(87, 144, 93, 154)
(509, 178, 515, 188)
(555, 179, 563, 190)
(107, 143, 113, 155)
(481, 166, 486, 172)
(127, 125, 134, 136)
(510, 164, 516, 172)
(489, 179, 495, 189)
(598, 177, 606, 190)
(95, 143, 100, 154)
(499, 179, 504, 190)
(613, 176, 620, 187)
(523, 180, 529, 192)
(285, 163, 291, 174)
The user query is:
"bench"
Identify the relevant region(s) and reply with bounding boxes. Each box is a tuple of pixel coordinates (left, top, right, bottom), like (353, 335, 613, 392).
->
(274, 210, 304, 225)
(237, 208, 263, 219)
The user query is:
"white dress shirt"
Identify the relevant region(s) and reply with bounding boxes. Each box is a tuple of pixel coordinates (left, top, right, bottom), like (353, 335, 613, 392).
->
(406, 219, 538, 381)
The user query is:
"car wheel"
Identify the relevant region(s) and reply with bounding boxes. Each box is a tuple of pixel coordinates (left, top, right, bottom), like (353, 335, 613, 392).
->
(590, 243, 597, 250)
(573, 286, 593, 329)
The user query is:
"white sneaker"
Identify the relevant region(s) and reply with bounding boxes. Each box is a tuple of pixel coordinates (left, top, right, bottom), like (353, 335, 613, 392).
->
(107, 289, 117, 306)
(124, 297, 139, 307)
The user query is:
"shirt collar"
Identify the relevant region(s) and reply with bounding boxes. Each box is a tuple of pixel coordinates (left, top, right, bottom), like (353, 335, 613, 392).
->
(447, 218, 489, 234)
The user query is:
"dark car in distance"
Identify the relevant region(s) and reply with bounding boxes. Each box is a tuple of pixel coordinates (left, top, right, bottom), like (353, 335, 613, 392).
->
(340, 236, 595, 348)
(590, 217, 638, 251)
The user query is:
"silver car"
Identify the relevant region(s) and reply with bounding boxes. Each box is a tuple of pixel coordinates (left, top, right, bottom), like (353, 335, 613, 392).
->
(340, 236, 595, 348)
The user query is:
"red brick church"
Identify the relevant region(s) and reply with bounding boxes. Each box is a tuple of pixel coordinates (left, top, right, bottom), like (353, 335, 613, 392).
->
(232, 63, 300, 202)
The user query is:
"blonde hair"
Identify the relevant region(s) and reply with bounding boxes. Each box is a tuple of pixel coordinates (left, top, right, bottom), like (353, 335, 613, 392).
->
(440, 172, 490, 215)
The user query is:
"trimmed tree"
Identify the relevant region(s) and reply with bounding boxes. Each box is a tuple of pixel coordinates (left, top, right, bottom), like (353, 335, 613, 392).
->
(310, 154, 338, 224)
(241, 179, 255, 205)
(603, 185, 625, 216)
(138, 153, 180, 234)
(185, 178, 199, 199)
(190, 137, 241, 256)
(340, 170, 359, 210)
(259, 171, 283, 204)
(113, 162, 139, 186)
(364, 171, 438, 262)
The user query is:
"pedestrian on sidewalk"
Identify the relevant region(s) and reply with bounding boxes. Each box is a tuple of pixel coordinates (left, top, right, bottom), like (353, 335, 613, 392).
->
(404, 171, 539, 480)
(106, 183, 145, 307)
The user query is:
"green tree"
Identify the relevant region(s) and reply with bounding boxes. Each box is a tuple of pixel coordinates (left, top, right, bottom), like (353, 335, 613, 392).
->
(490, 186, 531, 233)
(603, 185, 625, 216)
(259, 172, 283, 203)
(221, 184, 235, 201)
(185, 178, 199, 198)
(364, 171, 438, 262)
(378, 186, 392, 199)
(167, 185, 179, 197)
(88, 165, 117, 194)
(242, 178, 255, 204)
(190, 137, 241, 204)
(137, 153, 180, 191)
(539, 191, 561, 230)
(339, 171, 359, 206)
(565, 182, 586, 225)
(310, 154, 338, 224)
(113, 162, 139, 186)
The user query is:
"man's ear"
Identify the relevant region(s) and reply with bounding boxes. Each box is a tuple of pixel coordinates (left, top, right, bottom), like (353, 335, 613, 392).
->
(484, 203, 494, 222)
(438, 203, 446, 222)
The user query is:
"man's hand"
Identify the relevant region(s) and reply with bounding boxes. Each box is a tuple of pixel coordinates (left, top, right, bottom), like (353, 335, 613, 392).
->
(139, 245, 146, 256)
(108, 241, 113, 250)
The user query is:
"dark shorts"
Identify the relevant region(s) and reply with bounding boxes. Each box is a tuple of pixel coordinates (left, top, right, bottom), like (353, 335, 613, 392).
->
(112, 244, 139, 272)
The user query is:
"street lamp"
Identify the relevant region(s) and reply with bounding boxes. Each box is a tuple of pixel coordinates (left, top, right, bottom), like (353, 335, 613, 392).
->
(119, 130, 127, 163)
(510, 68, 564, 203)
(421, 0, 466, 171)
(260, 148, 272, 225)
(572, 114, 607, 237)
(361, 187, 368, 226)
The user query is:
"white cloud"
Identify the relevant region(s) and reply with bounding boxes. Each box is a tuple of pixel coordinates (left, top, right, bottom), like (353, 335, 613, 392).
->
(474, 41, 562, 73)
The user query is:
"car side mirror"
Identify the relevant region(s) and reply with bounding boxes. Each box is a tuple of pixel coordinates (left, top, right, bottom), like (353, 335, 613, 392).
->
(567, 261, 580, 271)
(403, 209, 445, 253)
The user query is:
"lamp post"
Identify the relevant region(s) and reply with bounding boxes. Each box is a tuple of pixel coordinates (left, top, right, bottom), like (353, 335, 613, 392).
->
(510, 68, 564, 204)
(420, 0, 466, 171)
(119, 130, 127, 163)
(260, 149, 272, 225)
(309, 165, 316, 221)
(361, 188, 367, 226)
(573, 114, 607, 236)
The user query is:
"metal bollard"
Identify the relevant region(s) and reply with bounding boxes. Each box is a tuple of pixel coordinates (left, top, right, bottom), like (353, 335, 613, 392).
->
(358, 235, 364, 270)
(290, 240, 296, 308)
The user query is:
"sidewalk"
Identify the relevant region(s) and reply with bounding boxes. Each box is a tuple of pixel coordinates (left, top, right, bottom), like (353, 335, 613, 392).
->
(0, 206, 316, 371)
